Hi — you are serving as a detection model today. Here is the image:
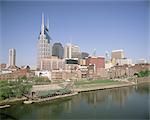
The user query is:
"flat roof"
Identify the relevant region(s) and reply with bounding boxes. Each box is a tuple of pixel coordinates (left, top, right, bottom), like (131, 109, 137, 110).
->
(112, 49, 124, 52)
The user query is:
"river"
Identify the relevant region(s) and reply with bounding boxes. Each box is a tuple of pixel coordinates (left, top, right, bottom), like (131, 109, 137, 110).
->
(0, 83, 149, 120)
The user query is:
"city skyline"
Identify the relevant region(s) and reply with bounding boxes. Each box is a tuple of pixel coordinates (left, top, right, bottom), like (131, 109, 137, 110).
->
(1, 1, 149, 67)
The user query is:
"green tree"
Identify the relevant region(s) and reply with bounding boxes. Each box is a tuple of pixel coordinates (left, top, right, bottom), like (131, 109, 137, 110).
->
(137, 70, 150, 77)
(0, 79, 32, 100)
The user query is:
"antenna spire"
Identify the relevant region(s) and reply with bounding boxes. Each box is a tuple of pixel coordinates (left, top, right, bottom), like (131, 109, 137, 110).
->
(93, 48, 96, 56)
(69, 36, 72, 44)
(41, 12, 44, 35)
(47, 17, 49, 30)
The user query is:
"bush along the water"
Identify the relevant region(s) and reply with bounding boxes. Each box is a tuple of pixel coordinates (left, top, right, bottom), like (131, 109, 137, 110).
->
(137, 70, 150, 77)
(0, 79, 32, 100)
(37, 88, 72, 98)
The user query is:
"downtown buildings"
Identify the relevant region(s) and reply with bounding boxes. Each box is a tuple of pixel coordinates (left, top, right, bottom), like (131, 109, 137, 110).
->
(0, 49, 31, 80)
(35, 14, 149, 81)
(0, 11, 149, 81)
(1, 13, 149, 81)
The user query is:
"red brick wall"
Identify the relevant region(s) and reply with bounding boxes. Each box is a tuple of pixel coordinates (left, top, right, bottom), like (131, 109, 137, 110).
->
(86, 57, 105, 69)
(0, 69, 28, 80)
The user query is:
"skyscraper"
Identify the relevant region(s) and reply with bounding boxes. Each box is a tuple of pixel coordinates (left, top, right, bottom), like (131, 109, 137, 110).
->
(81, 52, 89, 59)
(52, 42, 64, 59)
(37, 13, 52, 69)
(64, 43, 81, 59)
(72, 45, 81, 58)
(64, 43, 72, 59)
(8, 48, 16, 66)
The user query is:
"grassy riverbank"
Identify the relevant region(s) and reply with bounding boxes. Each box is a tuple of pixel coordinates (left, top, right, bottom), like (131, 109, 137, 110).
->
(74, 79, 135, 92)
(75, 79, 118, 86)
(74, 79, 122, 89)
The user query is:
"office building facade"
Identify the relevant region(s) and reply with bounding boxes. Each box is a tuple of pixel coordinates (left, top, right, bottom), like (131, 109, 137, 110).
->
(52, 42, 64, 59)
(8, 48, 16, 66)
(40, 56, 65, 71)
(81, 52, 89, 59)
(111, 49, 124, 60)
(64, 43, 81, 59)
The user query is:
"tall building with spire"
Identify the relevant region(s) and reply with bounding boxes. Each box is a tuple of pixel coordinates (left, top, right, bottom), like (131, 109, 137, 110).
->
(37, 13, 52, 69)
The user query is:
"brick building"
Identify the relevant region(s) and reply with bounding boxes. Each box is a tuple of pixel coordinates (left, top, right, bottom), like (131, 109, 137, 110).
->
(85, 56, 105, 78)
(0, 68, 28, 80)
(40, 56, 65, 71)
(86, 56, 105, 69)
(107, 63, 150, 79)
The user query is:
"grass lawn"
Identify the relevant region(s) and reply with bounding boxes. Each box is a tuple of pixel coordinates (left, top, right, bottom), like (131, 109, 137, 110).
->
(75, 79, 118, 86)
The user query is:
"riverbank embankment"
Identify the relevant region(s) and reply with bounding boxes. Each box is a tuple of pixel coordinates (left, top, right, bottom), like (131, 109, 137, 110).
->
(74, 77, 150, 93)
(31, 92, 78, 103)
(74, 82, 136, 93)
(136, 77, 150, 83)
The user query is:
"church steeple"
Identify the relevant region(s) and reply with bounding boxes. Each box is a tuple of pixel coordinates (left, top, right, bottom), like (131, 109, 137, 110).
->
(41, 12, 44, 35)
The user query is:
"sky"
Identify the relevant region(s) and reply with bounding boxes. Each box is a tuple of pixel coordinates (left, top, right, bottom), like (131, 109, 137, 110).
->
(0, 0, 149, 68)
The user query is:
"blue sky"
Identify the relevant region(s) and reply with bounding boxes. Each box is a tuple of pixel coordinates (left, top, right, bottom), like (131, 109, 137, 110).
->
(0, 0, 149, 67)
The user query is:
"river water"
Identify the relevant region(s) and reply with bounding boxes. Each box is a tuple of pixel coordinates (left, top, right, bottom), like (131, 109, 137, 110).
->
(0, 83, 149, 120)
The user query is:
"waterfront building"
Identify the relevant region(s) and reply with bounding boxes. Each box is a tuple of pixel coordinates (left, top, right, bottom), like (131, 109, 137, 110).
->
(136, 59, 147, 64)
(115, 58, 132, 66)
(86, 56, 105, 78)
(78, 65, 88, 78)
(65, 59, 79, 70)
(51, 70, 63, 81)
(111, 49, 125, 60)
(51, 69, 81, 81)
(64, 43, 81, 59)
(40, 56, 65, 71)
(86, 56, 105, 70)
(105, 62, 113, 69)
(111, 49, 125, 65)
(133, 63, 150, 73)
(37, 13, 52, 69)
(0, 69, 12, 75)
(35, 70, 51, 80)
(0, 68, 28, 80)
(52, 42, 64, 59)
(8, 48, 16, 67)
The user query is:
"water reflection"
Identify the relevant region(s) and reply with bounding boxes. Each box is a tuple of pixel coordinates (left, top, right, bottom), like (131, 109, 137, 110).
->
(0, 83, 149, 119)
(71, 86, 135, 108)
(136, 82, 150, 94)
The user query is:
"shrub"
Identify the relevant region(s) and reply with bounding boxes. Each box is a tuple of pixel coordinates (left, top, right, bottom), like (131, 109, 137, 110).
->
(0, 79, 32, 100)
(137, 70, 150, 77)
